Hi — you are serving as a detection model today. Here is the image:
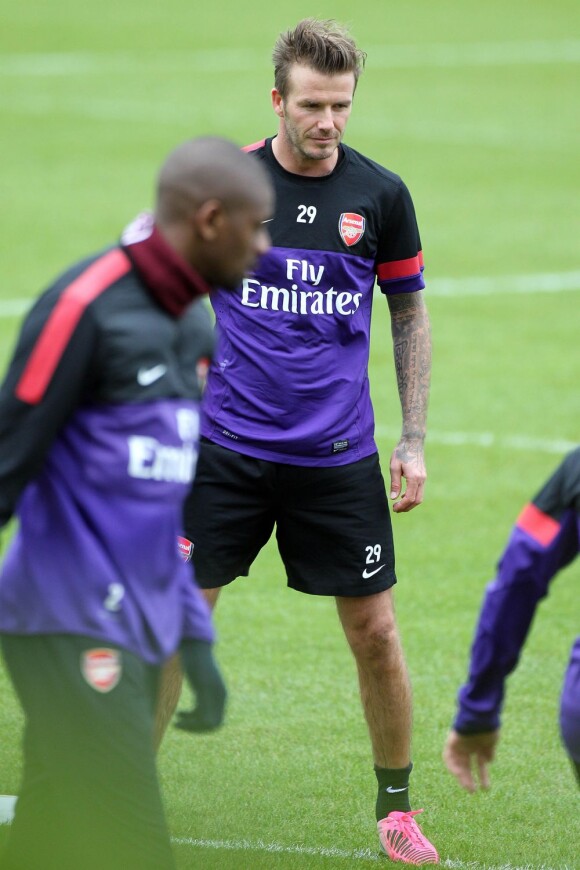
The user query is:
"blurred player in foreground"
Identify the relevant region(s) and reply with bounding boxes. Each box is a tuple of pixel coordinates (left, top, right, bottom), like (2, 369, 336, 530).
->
(0, 137, 273, 870)
(164, 18, 439, 865)
(443, 447, 580, 791)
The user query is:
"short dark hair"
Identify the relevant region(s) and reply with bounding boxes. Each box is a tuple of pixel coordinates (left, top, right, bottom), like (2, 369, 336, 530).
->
(272, 18, 366, 98)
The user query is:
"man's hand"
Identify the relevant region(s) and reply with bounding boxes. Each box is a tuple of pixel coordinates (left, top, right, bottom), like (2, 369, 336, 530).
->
(442, 729, 499, 792)
(389, 437, 426, 513)
(175, 639, 227, 733)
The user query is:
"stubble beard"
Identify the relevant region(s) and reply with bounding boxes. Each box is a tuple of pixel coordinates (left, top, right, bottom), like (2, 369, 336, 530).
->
(285, 120, 340, 164)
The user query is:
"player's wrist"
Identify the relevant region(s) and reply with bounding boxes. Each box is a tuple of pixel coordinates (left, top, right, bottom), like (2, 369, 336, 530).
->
(453, 715, 499, 736)
(400, 431, 426, 442)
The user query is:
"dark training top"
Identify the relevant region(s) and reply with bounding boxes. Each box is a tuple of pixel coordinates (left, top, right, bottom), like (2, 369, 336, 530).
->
(454, 447, 580, 733)
(201, 138, 425, 466)
(0, 214, 215, 663)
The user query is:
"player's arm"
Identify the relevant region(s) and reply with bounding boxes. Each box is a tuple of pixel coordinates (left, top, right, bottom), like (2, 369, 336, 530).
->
(386, 289, 431, 513)
(445, 454, 580, 790)
(0, 294, 97, 530)
(176, 639, 227, 733)
(173, 564, 227, 734)
(455, 465, 579, 735)
(376, 178, 431, 513)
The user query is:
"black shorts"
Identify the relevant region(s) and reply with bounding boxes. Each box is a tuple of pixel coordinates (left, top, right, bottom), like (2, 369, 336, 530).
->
(1, 633, 175, 870)
(183, 440, 396, 597)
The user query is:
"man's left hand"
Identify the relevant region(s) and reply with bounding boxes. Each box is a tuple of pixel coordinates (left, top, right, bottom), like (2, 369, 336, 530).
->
(389, 437, 426, 513)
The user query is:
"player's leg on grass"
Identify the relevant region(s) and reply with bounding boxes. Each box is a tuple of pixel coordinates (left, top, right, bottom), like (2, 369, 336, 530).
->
(153, 587, 223, 747)
(1, 634, 175, 870)
(336, 590, 439, 864)
(201, 587, 222, 609)
(154, 653, 183, 750)
(336, 589, 412, 774)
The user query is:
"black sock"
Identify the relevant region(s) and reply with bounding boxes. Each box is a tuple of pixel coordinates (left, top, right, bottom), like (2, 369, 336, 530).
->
(374, 763, 413, 821)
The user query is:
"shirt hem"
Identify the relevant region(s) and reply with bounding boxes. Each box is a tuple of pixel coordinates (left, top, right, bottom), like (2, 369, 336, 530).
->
(202, 428, 378, 467)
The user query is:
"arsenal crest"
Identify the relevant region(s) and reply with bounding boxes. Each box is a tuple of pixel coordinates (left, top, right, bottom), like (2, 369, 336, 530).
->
(81, 648, 122, 693)
(196, 355, 210, 391)
(339, 212, 365, 247)
(177, 535, 194, 562)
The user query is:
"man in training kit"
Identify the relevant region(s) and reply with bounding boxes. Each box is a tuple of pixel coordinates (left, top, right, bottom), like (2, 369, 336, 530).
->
(175, 19, 438, 864)
(443, 447, 580, 791)
(0, 137, 273, 869)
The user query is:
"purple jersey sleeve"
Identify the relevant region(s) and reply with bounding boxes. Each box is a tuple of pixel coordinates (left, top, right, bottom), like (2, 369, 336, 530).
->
(180, 569, 215, 644)
(454, 449, 580, 733)
(560, 636, 580, 762)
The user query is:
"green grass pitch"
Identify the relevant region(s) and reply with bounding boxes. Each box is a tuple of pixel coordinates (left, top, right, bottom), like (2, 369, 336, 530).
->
(0, 0, 579, 866)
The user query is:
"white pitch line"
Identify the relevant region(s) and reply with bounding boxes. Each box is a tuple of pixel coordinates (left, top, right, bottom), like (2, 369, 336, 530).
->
(360, 116, 577, 153)
(173, 836, 381, 862)
(375, 427, 576, 456)
(427, 271, 580, 297)
(0, 300, 32, 317)
(0, 94, 576, 154)
(1, 269, 579, 320)
(1, 40, 580, 76)
(172, 836, 571, 870)
(1, 93, 574, 155)
(367, 39, 580, 68)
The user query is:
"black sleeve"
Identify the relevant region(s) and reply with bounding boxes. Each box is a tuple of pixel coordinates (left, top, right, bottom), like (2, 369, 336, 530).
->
(533, 447, 580, 517)
(0, 291, 98, 527)
(376, 179, 424, 294)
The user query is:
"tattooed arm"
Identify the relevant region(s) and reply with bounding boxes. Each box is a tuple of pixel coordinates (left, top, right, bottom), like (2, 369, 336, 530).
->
(386, 289, 432, 513)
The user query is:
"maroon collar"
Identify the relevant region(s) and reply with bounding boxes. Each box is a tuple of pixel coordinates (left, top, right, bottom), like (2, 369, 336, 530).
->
(120, 212, 211, 316)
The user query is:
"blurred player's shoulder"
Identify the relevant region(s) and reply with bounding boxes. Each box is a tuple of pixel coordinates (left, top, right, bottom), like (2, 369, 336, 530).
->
(242, 139, 267, 154)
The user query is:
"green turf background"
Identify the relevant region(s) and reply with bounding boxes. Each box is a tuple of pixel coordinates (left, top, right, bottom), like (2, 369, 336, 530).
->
(0, 1, 579, 866)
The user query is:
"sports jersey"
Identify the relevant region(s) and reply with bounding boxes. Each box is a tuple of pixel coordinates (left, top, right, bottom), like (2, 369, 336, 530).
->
(454, 447, 580, 733)
(0, 214, 214, 664)
(201, 137, 424, 466)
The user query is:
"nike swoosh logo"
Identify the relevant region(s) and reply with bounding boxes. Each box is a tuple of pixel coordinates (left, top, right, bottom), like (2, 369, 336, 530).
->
(362, 564, 386, 579)
(137, 364, 167, 386)
(385, 786, 408, 793)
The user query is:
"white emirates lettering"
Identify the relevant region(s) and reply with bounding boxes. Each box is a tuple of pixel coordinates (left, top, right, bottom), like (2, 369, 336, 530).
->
(241, 258, 362, 317)
(242, 279, 362, 316)
(127, 437, 197, 483)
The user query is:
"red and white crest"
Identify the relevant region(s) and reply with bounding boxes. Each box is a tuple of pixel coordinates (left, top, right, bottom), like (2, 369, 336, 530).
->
(338, 212, 365, 247)
(177, 535, 194, 562)
(196, 356, 210, 391)
(81, 648, 122, 693)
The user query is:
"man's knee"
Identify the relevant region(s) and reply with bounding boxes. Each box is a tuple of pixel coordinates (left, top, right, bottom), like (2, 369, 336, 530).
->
(337, 593, 401, 666)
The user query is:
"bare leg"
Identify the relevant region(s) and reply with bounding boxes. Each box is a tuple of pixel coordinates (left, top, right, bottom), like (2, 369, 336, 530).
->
(153, 587, 222, 750)
(153, 654, 183, 751)
(336, 588, 412, 768)
(202, 587, 222, 609)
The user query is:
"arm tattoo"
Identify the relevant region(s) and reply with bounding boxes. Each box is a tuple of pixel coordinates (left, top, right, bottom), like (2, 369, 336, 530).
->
(387, 290, 432, 443)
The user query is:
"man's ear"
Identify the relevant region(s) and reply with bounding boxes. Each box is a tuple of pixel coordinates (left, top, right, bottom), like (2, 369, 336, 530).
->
(271, 88, 284, 118)
(193, 199, 225, 241)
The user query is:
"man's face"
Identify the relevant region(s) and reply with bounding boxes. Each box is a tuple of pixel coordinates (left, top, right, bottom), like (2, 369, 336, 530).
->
(212, 198, 273, 290)
(272, 64, 355, 168)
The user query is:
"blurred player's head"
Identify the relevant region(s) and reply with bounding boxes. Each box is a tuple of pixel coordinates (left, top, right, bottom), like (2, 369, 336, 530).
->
(155, 136, 274, 289)
(271, 21, 365, 172)
(272, 19, 366, 99)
